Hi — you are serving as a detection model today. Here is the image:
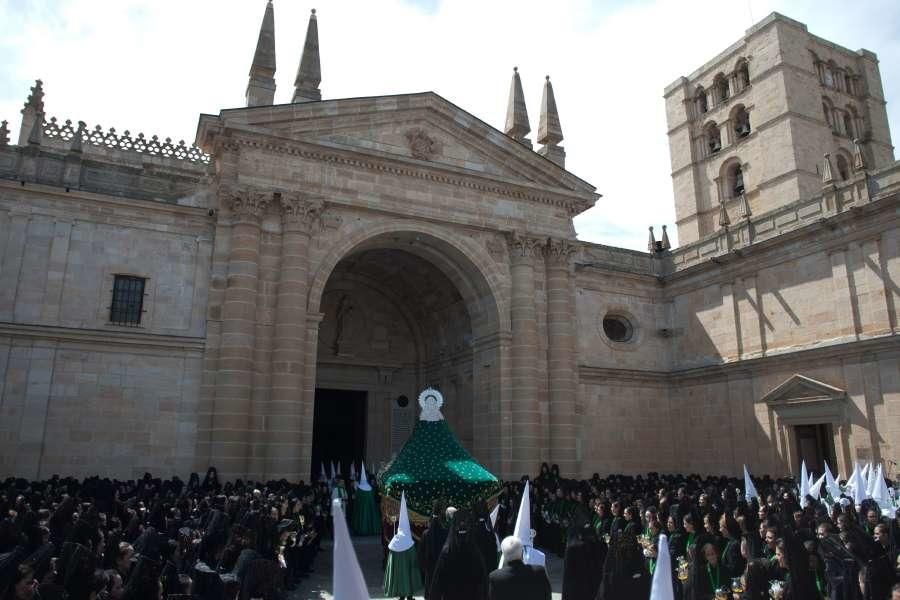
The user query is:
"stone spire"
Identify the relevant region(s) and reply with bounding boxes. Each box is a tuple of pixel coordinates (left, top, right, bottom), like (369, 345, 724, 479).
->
(537, 75, 565, 167)
(821, 153, 834, 184)
(18, 79, 44, 146)
(852, 138, 866, 171)
(246, 0, 277, 107)
(0, 121, 9, 147)
(647, 226, 657, 252)
(293, 9, 321, 103)
(660, 225, 671, 251)
(504, 67, 531, 149)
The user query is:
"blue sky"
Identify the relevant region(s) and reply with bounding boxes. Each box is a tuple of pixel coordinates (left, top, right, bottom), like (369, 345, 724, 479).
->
(1, 0, 897, 251)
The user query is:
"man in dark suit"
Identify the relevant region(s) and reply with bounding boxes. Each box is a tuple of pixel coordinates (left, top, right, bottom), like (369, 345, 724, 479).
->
(488, 536, 552, 600)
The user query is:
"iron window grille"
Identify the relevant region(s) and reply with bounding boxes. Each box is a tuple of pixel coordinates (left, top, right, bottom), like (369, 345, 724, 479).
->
(109, 275, 146, 326)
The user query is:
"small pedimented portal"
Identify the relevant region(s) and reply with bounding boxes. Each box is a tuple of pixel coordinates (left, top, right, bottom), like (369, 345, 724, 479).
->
(763, 374, 849, 473)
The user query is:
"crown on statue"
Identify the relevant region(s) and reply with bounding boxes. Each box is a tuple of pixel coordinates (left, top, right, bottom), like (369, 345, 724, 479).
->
(418, 387, 444, 422)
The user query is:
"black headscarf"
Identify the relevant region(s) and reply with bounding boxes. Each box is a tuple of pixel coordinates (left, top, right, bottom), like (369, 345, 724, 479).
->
(430, 512, 488, 600)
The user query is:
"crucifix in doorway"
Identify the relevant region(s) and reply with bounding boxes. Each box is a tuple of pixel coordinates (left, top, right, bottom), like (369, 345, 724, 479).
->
(333, 294, 355, 356)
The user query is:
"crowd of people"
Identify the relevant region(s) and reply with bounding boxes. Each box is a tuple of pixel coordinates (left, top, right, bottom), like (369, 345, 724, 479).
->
(2, 463, 899, 599)
(0, 468, 332, 600)
(511, 463, 900, 600)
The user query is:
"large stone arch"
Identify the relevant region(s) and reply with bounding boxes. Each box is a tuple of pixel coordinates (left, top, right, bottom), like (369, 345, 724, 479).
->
(306, 220, 509, 473)
(308, 220, 509, 337)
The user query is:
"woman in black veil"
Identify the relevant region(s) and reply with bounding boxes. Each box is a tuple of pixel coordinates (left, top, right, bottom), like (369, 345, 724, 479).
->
(594, 527, 649, 600)
(471, 501, 498, 576)
(562, 505, 603, 600)
(430, 512, 488, 600)
(773, 535, 816, 599)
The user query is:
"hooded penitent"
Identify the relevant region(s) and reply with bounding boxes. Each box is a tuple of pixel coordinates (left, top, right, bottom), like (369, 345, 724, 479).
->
(350, 462, 381, 536)
(332, 498, 370, 600)
(383, 492, 423, 597)
(378, 388, 500, 520)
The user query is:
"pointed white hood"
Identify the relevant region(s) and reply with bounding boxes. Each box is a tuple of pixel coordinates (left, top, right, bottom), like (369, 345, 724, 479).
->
(330, 461, 337, 481)
(388, 492, 414, 553)
(743, 465, 758, 502)
(824, 462, 842, 500)
(350, 462, 357, 481)
(320, 462, 327, 482)
(650, 534, 675, 600)
(358, 462, 372, 492)
(332, 499, 371, 600)
(809, 473, 826, 500)
(799, 460, 810, 505)
(865, 463, 879, 499)
(512, 480, 533, 547)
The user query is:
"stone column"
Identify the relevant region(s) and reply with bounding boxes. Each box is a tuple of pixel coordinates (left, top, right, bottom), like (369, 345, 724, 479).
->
(265, 193, 323, 480)
(545, 238, 579, 477)
(215, 188, 269, 479)
(507, 232, 542, 479)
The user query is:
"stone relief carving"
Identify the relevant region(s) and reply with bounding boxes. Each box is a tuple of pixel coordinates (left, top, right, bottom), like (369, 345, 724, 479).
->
(405, 128, 439, 161)
(278, 192, 325, 230)
(224, 188, 271, 220)
(546, 237, 578, 264)
(506, 230, 544, 258)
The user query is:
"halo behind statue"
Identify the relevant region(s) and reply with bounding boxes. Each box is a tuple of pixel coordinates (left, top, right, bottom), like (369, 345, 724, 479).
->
(378, 387, 501, 522)
(418, 387, 444, 421)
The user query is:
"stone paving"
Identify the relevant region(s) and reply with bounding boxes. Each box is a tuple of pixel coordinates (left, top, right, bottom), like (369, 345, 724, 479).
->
(290, 535, 564, 599)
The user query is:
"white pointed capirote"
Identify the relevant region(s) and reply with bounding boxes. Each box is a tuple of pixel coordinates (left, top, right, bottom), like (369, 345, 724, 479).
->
(350, 462, 357, 481)
(388, 492, 414, 552)
(810, 473, 826, 500)
(320, 462, 327, 482)
(743, 465, 758, 502)
(824, 462, 841, 500)
(332, 499, 371, 600)
(853, 467, 867, 509)
(650, 534, 675, 600)
(330, 461, 337, 481)
(846, 462, 860, 493)
(865, 463, 879, 499)
(799, 461, 810, 506)
(358, 462, 372, 492)
(490, 504, 500, 529)
(512, 480, 532, 546)
(861, 463, 871, 488)
(499, 480, 546, 569)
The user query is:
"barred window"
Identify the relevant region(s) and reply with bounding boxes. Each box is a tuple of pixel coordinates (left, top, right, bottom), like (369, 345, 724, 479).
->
(110, 275, 146, 326)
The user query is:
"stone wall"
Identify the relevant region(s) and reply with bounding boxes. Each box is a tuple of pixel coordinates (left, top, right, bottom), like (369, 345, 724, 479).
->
(0, 150, 213, 478)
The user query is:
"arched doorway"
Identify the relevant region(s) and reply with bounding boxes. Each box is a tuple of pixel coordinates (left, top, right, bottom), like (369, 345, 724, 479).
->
(307, 230, 504, 480)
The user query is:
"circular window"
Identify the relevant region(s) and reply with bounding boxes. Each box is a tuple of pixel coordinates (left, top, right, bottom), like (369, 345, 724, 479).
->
(396, 395, 409, 408)
(602, 315, 634, 343)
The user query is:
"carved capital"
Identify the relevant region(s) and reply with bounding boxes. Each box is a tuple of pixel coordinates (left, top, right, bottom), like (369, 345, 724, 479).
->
(279, 192, 325, 231)
(224, 187, 271, 223)
(507, 231, 544, 260)
(546, 237, 577, 266)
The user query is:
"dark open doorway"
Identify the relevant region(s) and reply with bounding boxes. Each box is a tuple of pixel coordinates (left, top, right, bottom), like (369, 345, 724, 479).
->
(311, 389, 367, 482)
(795, 424, 836, 474)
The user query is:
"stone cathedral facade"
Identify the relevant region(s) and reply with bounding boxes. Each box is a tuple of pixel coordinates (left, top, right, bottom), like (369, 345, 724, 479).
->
(0, 8, 897, 483)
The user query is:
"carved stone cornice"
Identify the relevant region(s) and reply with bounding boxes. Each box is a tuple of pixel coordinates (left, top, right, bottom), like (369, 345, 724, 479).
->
(226, 137, 596, 215)
(507, 231, 544, 261)
(222, 187, 271, 223)
(279, 192, 325, 232)
(546, 237, 577, 266)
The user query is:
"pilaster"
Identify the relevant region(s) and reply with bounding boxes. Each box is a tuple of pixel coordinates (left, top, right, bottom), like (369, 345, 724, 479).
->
(507, 231, 542, 478)
(545, 237, 579, 476)
(212, 187, 269, 479)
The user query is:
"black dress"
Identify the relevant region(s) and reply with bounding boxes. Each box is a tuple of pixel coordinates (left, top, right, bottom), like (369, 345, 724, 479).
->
(431, 525, 488, 600)
(418, 517, 448, 599)
(562, 525, 604, 600)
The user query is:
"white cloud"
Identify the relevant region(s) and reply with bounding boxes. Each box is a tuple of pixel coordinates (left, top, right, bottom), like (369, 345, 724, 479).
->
(1, 0, 897, 251)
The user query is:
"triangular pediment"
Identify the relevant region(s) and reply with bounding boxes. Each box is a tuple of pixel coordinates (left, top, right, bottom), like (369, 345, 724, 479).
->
(762, 374, 846, 406)
(198, 92, 597, 199)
